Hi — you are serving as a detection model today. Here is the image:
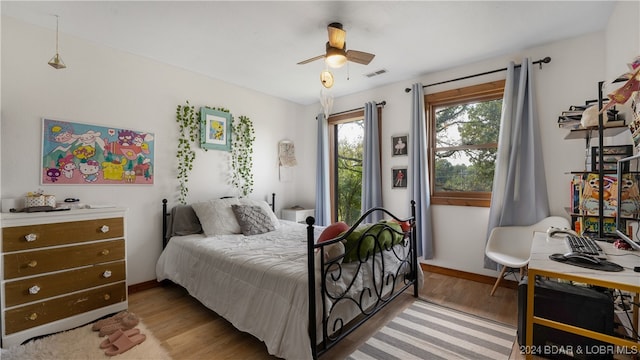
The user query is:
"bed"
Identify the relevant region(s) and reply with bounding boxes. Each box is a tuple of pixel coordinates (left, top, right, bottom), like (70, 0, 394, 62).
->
(156, 196, 422, 359)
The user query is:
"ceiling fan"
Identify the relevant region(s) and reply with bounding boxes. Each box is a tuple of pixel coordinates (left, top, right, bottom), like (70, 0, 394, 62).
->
(297, 22, 375, 68)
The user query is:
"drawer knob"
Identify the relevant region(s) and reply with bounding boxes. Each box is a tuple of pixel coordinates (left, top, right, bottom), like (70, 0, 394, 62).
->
(102, 270, 112, 278)
(27, 260, 38, 268)
(28, 313, 38, 321)
(25, 233, 37, 242)
(101, 249, 110, 256)
(103, 294, 111, 301)
(29, 285, 41, 295)
(101, 225, 110, 233)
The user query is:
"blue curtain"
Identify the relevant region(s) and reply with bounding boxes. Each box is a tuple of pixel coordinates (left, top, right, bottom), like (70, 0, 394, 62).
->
(361, 102, 383, 222)
(484, 58, 550, 269)
(410, 83, 433, 258)
(315, 113, 331, 226)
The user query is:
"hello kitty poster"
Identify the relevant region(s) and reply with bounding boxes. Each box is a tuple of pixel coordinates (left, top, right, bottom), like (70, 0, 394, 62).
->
(41, 118, 154, 185)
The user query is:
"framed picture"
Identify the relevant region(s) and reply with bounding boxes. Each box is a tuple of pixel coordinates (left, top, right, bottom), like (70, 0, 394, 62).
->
(200, 107, 231, 151)
(392, 134, 408, 156)
(392, 167, 407, 188)
(41, 118, 154, 185)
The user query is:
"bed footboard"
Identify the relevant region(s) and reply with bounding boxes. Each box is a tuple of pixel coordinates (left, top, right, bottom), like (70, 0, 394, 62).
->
(307, 200, 419, 359)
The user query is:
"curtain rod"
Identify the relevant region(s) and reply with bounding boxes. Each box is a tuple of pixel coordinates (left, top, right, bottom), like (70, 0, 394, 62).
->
(329, 100, 386, 117)
(404, 56, 551, 93)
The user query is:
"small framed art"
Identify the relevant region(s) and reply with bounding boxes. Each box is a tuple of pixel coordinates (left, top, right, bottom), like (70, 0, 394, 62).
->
(200, 107, 232, 151)
(392, 134, 408, 156)
(392, 167, 407, 188)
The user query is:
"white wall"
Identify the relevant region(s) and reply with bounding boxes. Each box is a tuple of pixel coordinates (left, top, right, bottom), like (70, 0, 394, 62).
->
(1, 16, 307, 284)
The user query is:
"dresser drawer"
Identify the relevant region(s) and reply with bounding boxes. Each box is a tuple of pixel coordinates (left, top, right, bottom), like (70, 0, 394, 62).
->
(3, 240, 124, 279)
(4, 282, 126, 335)
(2, 217, 124, 252)
(4, 261, 126, 307)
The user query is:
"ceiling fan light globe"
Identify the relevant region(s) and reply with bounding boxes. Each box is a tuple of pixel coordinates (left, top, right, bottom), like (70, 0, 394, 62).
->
(325, 45, 347, 68)
(325, 54, 347, 68)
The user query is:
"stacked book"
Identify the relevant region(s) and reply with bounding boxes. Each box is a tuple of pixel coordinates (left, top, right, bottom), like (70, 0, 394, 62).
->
(558, 102, 623, 129)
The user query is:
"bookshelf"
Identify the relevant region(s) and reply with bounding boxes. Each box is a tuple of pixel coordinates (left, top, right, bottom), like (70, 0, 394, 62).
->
(563, 125, 627, 140)
(566, 81, 616, 239)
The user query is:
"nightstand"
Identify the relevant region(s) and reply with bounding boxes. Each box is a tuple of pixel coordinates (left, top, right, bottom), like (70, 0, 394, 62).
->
(281, 208, 315, 223)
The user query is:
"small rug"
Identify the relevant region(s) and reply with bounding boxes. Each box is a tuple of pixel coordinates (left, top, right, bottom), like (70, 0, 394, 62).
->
(348, 300, 516, 360)
(0, 320, 171, 360)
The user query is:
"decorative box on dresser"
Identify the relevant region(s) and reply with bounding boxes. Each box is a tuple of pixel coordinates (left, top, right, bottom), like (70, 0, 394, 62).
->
(0, 207, 128, 348)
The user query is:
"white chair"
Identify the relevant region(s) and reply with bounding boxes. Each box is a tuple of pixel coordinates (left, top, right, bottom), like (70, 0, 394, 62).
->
(485, 216, 570, 296)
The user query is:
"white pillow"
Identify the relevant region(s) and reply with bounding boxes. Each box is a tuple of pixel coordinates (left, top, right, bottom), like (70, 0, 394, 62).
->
(191, 197, 241, 236)
(239, 198, 281, 229)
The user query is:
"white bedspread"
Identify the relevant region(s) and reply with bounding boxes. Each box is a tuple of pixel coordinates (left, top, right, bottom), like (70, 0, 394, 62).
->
(156, 220, 421, 359)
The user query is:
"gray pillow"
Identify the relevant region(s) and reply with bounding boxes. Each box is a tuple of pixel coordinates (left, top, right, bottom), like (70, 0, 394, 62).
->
(231, 204, 276, 236)
(167, 205, 202, 237)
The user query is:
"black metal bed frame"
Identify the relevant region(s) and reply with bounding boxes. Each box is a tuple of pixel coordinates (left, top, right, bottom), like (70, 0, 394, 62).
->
(161, 197, 419, 359)
(307, 200, 419, 359)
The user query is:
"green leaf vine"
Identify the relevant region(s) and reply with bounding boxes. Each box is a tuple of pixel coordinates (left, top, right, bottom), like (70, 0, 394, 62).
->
(175, 101, 199, 204)
(231, 115, 255, 196)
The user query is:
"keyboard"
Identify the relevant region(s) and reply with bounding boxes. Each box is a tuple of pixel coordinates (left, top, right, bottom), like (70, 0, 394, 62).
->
(565, 235, 606, 259)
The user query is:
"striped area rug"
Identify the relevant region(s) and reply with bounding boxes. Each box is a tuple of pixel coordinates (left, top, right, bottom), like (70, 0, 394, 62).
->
(348, 300, 516, 360)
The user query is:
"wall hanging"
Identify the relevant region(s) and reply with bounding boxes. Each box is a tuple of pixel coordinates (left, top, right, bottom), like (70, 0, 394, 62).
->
(200, 107, 232, 151)
(391, 134, 408, 157)
(278, 140, 296, 182)
(392, 166, 407, 188)
(41, 118, 154, 184)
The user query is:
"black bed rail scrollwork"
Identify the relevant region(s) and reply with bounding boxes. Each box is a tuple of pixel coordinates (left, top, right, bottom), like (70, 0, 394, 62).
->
(307, 200, 419, 359)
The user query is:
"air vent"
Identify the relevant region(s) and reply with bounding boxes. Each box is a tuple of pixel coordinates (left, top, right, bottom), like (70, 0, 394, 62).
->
(365, 69, 388, 78)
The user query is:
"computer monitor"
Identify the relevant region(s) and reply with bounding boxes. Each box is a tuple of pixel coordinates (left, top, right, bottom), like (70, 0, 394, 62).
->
(616, 153, 640, 250)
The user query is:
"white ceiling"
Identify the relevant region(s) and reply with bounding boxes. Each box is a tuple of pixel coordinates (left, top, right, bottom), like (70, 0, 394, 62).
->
(2, 1, 615, 105)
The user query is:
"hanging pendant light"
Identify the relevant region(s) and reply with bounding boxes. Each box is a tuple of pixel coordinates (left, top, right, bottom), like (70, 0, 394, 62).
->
(48, 15, 66, 69)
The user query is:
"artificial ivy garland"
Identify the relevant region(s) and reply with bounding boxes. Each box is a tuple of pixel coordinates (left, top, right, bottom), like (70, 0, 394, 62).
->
(175, 101, 254, 203)
(175, 101, 198, 204)
(231, 115, 255, 196)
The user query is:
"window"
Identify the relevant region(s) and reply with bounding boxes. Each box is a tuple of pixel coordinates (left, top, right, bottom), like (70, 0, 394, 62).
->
(425, 80, 505, 207)
(328, 108, 381, 223)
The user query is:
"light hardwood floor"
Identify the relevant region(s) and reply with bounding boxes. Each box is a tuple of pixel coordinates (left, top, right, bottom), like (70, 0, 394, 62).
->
(128, 271, 521, 359)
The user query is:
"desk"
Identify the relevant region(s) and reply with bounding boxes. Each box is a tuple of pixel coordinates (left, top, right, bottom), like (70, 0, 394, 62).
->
(525, 232, 640, 359)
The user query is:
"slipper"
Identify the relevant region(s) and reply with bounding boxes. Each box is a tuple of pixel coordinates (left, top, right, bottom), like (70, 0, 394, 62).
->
(104, 332, 146, 356)
(99, 328, 141, 349)
(92, 311, 129, 331)
(99, 313, 139, 337)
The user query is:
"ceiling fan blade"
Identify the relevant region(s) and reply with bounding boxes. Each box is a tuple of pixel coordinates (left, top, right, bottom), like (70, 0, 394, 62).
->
(346, 50, 375, 65)
(327, 23, 346, 49)
(297, 54, 325, 65)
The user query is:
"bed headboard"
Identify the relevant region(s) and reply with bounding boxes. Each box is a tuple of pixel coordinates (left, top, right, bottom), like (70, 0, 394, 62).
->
(162, 193, 276, 248)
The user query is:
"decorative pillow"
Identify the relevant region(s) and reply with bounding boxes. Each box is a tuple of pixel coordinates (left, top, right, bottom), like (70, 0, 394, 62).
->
(167, 204, 202, 237)
(342, 221, 404, 263)
(389, 218, 411, 233)
(317, 221, 349, 243)
(238, 198, 280, 229)
(191, 197, 241, 236)
(231, 204, 276, 236)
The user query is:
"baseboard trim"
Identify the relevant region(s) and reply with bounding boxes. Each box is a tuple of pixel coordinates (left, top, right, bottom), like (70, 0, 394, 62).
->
(420, 263, 518, 289)
(128, 280, 160, 294)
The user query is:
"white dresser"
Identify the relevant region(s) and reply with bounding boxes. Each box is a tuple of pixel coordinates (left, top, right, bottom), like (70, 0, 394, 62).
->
(281, 208, 315, 223)
(0, 208, 128, 348)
